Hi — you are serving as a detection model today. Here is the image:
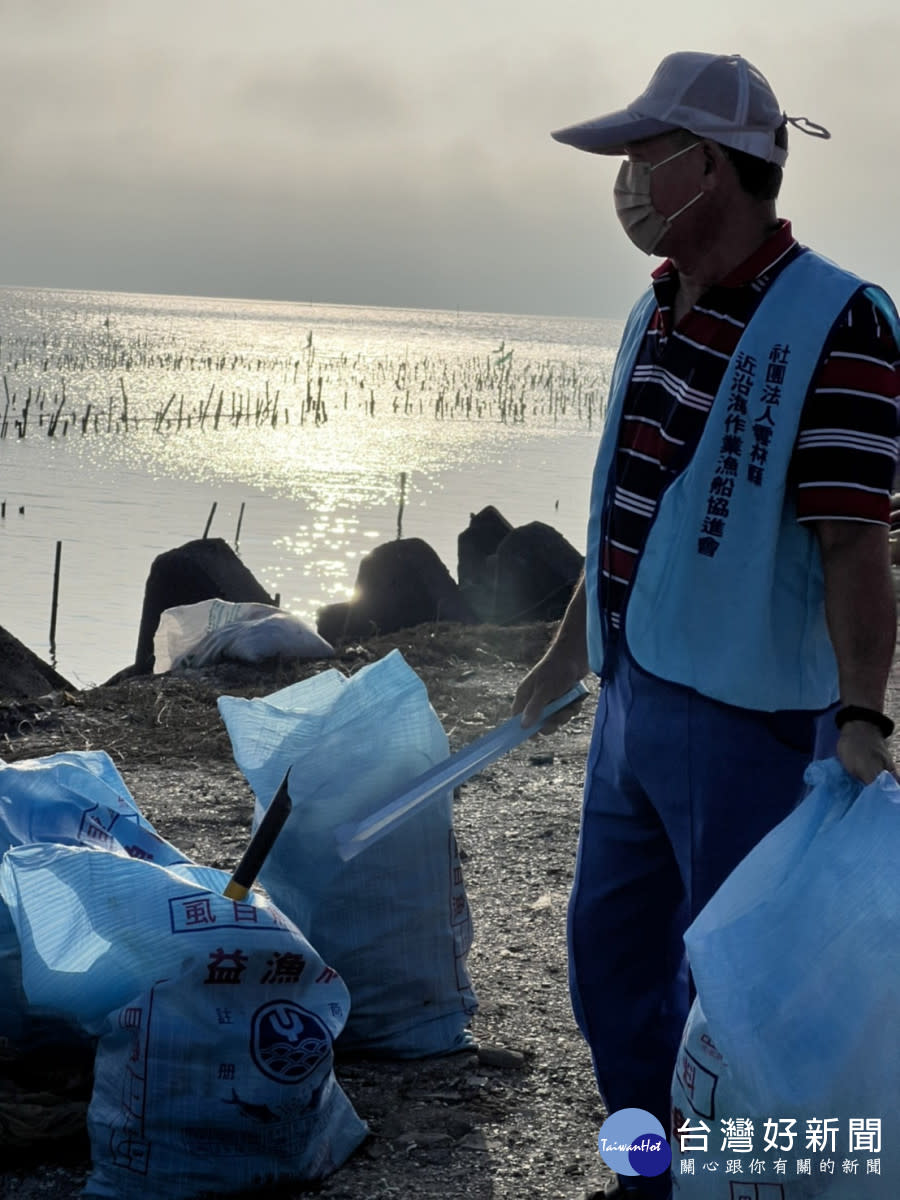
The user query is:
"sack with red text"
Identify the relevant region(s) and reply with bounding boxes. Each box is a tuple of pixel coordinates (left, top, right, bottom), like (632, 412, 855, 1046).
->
(0, 749, 188, 1057)
(671, 759, 900, 1195)
(0, 845, 366, 1198)
(218, 649, 477, 1057)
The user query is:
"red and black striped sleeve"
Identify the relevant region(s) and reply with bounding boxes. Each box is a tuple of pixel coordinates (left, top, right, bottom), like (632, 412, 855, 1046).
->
(794, 291, 900, 525)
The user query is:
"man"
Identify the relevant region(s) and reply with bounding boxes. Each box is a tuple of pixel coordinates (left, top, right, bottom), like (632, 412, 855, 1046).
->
(514, 51, 899, 1200)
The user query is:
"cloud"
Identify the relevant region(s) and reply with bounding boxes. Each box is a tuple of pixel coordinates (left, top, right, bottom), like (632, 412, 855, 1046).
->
(237, 52, 409, 136)
(1, 1, 899, 315)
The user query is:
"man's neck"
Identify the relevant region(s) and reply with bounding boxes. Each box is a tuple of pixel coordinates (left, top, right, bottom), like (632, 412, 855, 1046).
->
(670, 209, 780, 324)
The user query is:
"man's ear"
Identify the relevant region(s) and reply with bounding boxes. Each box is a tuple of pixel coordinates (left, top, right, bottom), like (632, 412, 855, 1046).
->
(700, 140, 728, 189)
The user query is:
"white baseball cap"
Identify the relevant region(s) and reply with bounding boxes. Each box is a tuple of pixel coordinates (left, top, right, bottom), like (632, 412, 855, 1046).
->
(552, 51, 827, 166)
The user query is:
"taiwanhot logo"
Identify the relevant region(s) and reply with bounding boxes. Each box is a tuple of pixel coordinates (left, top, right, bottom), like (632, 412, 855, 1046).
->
(597, 1107, 672, 1178)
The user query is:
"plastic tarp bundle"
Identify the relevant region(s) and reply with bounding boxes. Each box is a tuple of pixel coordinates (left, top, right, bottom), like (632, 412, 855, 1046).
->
(671, 758, 900, 1194)
(218, 649, 478, 1057)
(0, 845, 367, 1198)
(0, 751, 187, 1052)
(154, 599, 333, 672)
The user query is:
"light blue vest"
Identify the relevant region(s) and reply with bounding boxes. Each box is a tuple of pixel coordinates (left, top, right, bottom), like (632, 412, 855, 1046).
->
(585, 249, 899, 712)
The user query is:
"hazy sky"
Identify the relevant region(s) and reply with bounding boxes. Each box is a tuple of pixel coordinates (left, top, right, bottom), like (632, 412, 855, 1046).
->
(3, 0, 897, 317)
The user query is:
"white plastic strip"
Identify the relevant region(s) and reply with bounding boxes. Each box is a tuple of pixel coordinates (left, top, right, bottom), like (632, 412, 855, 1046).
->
(335, 681, 590, 861)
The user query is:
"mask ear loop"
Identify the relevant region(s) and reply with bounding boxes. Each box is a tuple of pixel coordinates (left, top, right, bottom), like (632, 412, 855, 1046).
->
(785, 115, 831, 140)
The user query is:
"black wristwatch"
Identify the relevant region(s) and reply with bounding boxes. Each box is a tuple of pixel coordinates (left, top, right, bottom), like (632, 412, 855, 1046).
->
(834, 705, 895, 739)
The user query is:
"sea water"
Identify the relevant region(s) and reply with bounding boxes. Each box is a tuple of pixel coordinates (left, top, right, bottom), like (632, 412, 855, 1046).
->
(0, 286, 622, 686)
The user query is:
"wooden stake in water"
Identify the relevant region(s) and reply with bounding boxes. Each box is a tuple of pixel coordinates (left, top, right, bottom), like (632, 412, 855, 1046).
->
(49, 540, 62, 664)
(202, 502, 217, 539)
(397, 471, 407, 539)
(234, 502, 246, 549)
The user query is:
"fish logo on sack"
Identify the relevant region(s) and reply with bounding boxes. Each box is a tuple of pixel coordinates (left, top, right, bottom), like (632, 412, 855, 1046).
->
(250, 1000, 331, 1084)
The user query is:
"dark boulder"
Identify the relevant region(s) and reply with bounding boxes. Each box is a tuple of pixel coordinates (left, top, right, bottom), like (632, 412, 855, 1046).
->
(0, 625, 74, 701)
(457, 506, 514, 621)
(491, 521, 584, 624)
(316, 602, 357, 647)
(458, 505, 514, 589)
(133, 538, 274, 674)
(317, 538, 473, 644)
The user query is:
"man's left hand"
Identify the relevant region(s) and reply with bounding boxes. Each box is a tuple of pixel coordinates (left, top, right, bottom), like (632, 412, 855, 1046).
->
(837, 720, 896, 784)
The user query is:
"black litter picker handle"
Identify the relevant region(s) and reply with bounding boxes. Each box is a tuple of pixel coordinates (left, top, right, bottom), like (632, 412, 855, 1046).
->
(223, 771, 293, 901)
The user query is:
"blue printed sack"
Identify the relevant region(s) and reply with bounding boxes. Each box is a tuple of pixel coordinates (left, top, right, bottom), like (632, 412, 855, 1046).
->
(218, 650, 477, 1057)
(670, 998, 830, 1198)
(0, 750, 187, 1053)
(0, 844, 367, 1198)
(0, 750, 186, 865)
(670, 759, 900, 1194)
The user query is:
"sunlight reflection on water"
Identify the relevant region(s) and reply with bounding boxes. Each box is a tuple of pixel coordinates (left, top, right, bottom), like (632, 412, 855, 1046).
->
(0, 286, 620, 685)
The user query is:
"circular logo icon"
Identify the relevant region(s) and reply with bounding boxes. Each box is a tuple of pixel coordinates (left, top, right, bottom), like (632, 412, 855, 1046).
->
(250, 1000, 331, 1085)
(597, 1107, 672, 1178)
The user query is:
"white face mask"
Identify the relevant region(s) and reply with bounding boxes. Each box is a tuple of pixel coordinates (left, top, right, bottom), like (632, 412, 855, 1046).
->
(613, 141, 704, 255)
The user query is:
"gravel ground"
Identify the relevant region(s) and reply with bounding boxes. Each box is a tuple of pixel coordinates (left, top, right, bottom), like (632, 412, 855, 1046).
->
(0, 624, 614, 1200)
(2, 616, 898, 1200)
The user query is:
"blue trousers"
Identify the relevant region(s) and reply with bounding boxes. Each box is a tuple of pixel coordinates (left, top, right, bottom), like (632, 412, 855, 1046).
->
(568, 646, 831, 1144)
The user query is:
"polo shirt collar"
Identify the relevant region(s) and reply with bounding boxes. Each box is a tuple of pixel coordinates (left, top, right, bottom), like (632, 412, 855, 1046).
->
(651, 219, 797, 298)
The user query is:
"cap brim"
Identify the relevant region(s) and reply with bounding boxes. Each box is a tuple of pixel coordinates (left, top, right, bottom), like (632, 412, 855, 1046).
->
(551, 108, 676, 154)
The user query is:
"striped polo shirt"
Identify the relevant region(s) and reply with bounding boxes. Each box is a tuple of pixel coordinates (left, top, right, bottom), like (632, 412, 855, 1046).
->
(602, 221, 900, 632)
